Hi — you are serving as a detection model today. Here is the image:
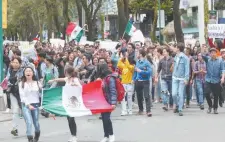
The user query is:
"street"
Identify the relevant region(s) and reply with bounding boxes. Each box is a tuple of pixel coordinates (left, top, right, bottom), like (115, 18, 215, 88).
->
(0, 103, 225, 142)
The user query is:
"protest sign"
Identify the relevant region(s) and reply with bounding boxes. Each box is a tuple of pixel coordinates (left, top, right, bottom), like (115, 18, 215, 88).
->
(208, 24, 225, 38)
(50, 38, 65, 48)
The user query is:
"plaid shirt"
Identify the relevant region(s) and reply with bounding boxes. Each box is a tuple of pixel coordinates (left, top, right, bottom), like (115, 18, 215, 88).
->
(194, 60, 206, 82)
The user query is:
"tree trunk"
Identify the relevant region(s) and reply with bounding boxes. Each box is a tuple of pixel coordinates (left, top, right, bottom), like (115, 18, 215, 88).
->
(63, 0, 70, 40)
(150, 0, 158, 42)
(173, 0, 184, 43)
(45, 0, 53, 41)
(100, 14, 105, 40)
(117, 0, 128, 38)
(204, 0, 209, 42)
(87, 20, 93, 41)
(75, 0, 82, 27)
(123, 0, 129, 20)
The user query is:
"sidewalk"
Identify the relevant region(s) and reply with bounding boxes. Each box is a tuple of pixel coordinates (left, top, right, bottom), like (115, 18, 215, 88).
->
(0, 111, 12, 122)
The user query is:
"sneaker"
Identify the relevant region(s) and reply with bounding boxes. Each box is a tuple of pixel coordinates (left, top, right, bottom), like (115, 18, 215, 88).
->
(4, 108, 11, 113)
(128, 111, 133, 115)
(100, 137, 108, 142)
(178, 111, 183, 116)
(162, 106, 168, 111)
(200, 104, 204, 110)
(147, 112, 152, 117)
(214, 109, 218, 114)
(68, 136, 77, 142)
(207, 107, 212, 113)
(121, 111, 128, 116)
(219, 101, 223, 107)
(109, 135, 115, 142)
(11, 129, 18, 136)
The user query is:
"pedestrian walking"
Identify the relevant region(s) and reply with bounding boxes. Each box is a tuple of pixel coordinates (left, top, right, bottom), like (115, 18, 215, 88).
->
(172, 42, 190, 116)
(19, 66, 41, 142)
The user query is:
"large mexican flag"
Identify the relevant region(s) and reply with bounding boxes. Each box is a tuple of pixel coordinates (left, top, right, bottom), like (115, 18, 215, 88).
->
(42, 81, 113, 117)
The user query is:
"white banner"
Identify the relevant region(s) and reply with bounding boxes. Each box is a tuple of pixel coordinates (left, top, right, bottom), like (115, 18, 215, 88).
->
(208, 24, 225, 38)
(18, 41, 38, 60)
(50, 38, 65, 48)
(22, 47, 38, 60)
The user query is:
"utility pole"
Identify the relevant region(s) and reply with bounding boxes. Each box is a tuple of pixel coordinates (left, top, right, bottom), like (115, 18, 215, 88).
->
(0, 0, 3, 82)
(158, 0, 161, 43)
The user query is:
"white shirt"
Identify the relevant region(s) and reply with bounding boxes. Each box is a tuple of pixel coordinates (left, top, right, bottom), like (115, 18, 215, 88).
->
(19, 81, 42, 105)
(64, 77, 82, 87)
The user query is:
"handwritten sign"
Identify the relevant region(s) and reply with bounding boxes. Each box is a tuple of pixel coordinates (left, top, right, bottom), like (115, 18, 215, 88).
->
(208, 24, 225, 38)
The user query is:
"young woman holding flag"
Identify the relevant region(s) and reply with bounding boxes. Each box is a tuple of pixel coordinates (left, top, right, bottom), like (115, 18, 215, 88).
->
(48, 66, 81, 142)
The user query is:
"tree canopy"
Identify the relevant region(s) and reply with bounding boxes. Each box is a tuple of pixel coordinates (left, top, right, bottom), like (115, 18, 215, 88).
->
(129, 0, 173, 14)
(215, 0, 225, 10)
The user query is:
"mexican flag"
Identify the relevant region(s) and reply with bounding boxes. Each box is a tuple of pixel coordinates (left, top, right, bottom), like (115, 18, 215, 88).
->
(70, 25, 84, 42)
(66, 22, 84, 42)
(42, 81, 113, 117)
(125, 21, 136, 36)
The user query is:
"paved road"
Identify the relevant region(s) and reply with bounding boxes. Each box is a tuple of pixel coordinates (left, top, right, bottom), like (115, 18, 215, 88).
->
(1, 103, 225, 142)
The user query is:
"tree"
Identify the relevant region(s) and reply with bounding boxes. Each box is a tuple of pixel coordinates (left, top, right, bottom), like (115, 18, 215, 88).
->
(215, 0, 225, 10)
(78, 0, 103, 41)
(117, 0, 129, 38)
(75, 0, 83, 27)
(5, 0, 76, 41)
(63, 0, 71, 39)
(173, 0, 184, 43)
(129, 0, 173, 42)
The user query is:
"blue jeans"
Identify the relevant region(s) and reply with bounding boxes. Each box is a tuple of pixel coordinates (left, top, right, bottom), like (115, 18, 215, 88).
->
(195, 79, 205, 105)
(22, 103, 40, 136)
(161, 79, 173, 105)
(172, 79, 186, 111)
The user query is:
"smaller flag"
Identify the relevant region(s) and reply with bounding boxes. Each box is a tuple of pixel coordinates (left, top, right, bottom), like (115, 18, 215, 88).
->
(125, 21, 136, 36)
(0, 78, 8, 90)
(42, 81, 113, 117)
(69, 25, 84, 42)
(66, 22, 76, 35)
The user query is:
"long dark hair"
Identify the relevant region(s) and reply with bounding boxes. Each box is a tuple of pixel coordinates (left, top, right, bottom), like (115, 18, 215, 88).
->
(21, 66, 37, 88)
(97, 63, 112, 79)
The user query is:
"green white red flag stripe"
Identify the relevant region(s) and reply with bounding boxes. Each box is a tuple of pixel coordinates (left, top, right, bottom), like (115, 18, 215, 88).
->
(42, 81, 113, 117)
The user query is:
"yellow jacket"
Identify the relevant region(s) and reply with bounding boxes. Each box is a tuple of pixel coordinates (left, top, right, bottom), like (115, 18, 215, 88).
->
(117, 58, 134, 84)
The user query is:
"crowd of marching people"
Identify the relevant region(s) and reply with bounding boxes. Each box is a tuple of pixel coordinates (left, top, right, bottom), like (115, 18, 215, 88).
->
(2, 38, 225, 142)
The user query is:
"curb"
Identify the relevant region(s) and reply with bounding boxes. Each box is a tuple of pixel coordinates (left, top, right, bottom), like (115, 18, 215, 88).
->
(0, 118, 12, 122)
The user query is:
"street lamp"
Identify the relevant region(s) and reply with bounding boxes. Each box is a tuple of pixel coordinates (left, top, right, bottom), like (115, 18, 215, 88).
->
(0, 0, 3, 82)
(158, 0, 161, 43)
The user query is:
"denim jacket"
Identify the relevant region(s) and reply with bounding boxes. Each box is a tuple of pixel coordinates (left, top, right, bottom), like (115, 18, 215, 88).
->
(6, 68, 24, 86)
(133, 59, 152, 81)
(205, 57, 225, 84)
(172, 52, 190, 81)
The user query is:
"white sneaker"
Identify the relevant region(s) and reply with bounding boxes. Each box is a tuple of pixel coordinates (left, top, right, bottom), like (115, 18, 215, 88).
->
(68, 136, 77, 142)
(100, 137, 108, 142)
(121, 111, 128, 116)
(109, 135, 115, 142)
(4, 108, 10, 113)
(128, 111, 133, 115)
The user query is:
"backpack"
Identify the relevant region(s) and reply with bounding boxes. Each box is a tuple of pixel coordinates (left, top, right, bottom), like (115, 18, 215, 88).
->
(105, 74, 125, 102)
